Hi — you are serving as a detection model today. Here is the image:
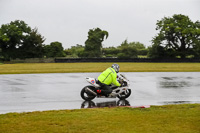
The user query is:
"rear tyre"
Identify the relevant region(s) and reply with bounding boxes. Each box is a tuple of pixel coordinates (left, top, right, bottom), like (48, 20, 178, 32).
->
(80, 86, 96, 101)
(117, 89, 131, 100)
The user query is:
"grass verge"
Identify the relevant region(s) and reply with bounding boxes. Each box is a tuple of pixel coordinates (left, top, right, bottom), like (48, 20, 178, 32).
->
(0, 62, 200, 74)
(0, 104, 199, 133)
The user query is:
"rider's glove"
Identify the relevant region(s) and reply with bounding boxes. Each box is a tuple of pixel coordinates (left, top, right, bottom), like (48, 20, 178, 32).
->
(123, 82, 127, 86)
(120, 82, 127, 87)
(118, 79, 123, 84)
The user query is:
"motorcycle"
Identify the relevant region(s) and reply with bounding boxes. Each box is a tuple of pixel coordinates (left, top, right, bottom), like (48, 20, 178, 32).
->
(80, 74, 131, 101)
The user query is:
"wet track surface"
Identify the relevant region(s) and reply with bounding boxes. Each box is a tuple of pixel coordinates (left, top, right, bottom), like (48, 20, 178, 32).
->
(0, 72, 200, 114)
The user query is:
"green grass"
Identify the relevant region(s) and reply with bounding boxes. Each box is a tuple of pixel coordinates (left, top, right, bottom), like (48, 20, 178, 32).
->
(0, 104, 199, 133)
(0, 62, 200, 74)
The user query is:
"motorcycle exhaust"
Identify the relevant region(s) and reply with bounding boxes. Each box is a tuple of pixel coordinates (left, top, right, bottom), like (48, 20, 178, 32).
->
(85, 87, 97, 96)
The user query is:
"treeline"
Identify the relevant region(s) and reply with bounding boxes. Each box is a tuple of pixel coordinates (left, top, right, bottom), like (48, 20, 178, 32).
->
(64, 40, 148, 58)
(65, 14, 200, 59)
(0, 20, 65, 60)
(0, 14, 200, 61)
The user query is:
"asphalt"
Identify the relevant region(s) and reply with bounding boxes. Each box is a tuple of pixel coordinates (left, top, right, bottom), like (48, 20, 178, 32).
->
(0, 72, 200, 114)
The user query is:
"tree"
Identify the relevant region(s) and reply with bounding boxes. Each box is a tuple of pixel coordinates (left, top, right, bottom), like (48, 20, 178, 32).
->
(128, 41, 147, 56)
(148, 44, 168, 58)
(44, 41, 65, 57)
(117, 40, 138, 58)
(102, 47, 120, 57)
(0, 20, 45, 60)
(64, 44, 85, 57)
(151, 14, 200, 58)
(84, 28, 108, 57)
(19, 28, 45, 58)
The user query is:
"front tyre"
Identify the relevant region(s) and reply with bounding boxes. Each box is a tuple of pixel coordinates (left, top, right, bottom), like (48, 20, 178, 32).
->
(117, 89, 131, 100)
(80, 86, 96, 101)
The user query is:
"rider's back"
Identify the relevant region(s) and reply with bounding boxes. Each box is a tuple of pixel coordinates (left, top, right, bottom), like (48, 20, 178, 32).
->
(98, 67, 120, 86)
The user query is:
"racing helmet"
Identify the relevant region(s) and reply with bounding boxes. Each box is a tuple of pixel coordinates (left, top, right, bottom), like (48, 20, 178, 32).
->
(111, 63, 120, 73)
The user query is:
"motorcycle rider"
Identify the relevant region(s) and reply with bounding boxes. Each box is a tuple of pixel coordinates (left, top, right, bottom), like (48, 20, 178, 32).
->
(96, 63, 121, 96)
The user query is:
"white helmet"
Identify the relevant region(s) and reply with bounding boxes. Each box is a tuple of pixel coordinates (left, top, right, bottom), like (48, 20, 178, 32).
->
(111, 63, 120, 73)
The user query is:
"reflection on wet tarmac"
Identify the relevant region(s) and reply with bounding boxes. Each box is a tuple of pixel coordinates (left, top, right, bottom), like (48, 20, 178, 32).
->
(159, 77, 191, 88)
(160, 101, 195, 105)
(81, 100, 130, 108)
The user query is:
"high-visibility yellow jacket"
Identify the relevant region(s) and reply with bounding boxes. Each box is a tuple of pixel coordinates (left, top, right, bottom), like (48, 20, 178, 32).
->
(98, 67, 121, 86)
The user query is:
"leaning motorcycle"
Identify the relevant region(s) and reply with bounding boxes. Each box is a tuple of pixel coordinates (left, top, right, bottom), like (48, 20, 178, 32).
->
(80, 74, 131, 101)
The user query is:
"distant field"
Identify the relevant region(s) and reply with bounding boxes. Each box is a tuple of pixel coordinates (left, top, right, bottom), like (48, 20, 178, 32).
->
(0, 62, 200, 74)
(0, 104, 199, 133)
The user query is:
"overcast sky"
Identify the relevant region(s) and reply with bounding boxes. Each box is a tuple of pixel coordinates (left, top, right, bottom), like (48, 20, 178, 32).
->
(0, 0, 199, 49)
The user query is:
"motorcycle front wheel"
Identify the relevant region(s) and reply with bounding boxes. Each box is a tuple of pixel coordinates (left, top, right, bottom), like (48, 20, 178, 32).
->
(117, 89, 131, 100)
(80, 86, 96, 101)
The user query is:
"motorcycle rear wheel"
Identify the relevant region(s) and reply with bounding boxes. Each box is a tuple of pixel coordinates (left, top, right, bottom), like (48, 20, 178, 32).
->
(117, 89, 131, 100)
(80, 86, 96, 101)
